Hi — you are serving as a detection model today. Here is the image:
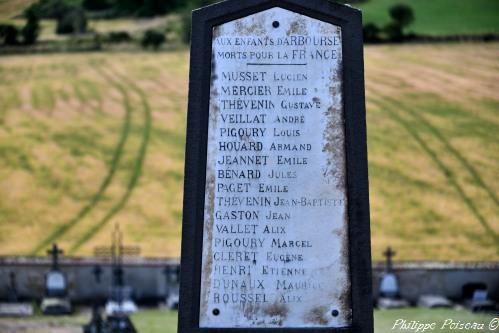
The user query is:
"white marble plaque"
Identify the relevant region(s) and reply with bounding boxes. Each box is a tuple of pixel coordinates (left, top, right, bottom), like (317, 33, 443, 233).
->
(200, 7, 350, 328)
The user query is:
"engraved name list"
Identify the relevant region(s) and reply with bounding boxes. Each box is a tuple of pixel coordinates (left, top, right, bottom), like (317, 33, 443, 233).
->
(199, 8, 351, 328)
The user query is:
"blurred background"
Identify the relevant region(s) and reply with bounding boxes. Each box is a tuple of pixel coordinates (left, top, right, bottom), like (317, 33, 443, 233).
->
(0, 0, 498, 332)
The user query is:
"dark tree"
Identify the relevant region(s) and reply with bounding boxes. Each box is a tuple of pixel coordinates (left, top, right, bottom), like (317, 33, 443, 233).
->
(180, 7, 192, 44)
(0, 24, 19, 45)
(138, 0, 163, 17)
(141, 29, 166, 50)
(22, 7, 41, 45)
(336, 0, 370, 3)
(137, 0, 185, 17)
(56, 6, 88, 35)
(26, 0, 70, 19)
(363, 23, 380, 43)
(389, 4, 414, 29)
(113, 0, 142, 15)
(384, 21, 404, 42)
(384, 4, 415, 42)
(179, 0, 216, 43)
(83, 0, 113, 11)
(106, 31, 132, 43)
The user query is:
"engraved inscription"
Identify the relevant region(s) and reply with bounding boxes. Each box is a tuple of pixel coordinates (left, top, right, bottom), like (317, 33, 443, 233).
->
(200, 7, 351, 328)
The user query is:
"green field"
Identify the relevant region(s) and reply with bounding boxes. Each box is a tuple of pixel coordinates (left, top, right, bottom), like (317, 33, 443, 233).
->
(357, 0, 499, 35)
(2, 16, 180, 43)
(0, 43, 498, 260)
(133, 309, 496, 333)
(0, 309, 495, 333)
(0, 0, 35, 20)
(2, 0, 499, 35)
(132, 310, 179, 333)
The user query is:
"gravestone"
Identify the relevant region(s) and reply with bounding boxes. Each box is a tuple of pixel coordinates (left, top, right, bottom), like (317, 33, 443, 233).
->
(378, 246, 409, 309)
(179, 0, 372, 332)
(379, 274, 399, 299)
(379, 247, 398, 298)
(468, 288, 496, 313)
(41, 243, 72, 315)
(163, 265, 180, 309)
(0, 272, 34, 317)
(45, 244, 67, 298)
(417, 295, 452, 309)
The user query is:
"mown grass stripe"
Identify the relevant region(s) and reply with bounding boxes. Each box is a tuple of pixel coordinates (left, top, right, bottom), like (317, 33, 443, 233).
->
(30, 67, 133, 255)
(68, 66, 152, 254)
(369, 95, 498, 249)
(382, 94, 499, 208)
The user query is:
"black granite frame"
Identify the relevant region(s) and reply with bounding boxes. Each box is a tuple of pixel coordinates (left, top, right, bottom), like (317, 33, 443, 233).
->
(178, 1, 373, 332)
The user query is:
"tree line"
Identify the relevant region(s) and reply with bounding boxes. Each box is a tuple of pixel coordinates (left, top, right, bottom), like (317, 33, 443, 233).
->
(0, 0, 415, 49)
(31, 0, 214, 18)
(364, 4, 415, 43)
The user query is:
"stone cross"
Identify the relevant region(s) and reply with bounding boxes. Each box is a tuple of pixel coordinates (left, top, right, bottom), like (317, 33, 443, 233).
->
(163, 265, 180, 298)
(92, 265, 102, 284)
(163, 266, 180, 283)
(7, 272, 18, 302)
(94, 224, 140, 304)
(47, 243, 63, 270)
(383, 246, 396, 272)
(83, 305, 104, 333)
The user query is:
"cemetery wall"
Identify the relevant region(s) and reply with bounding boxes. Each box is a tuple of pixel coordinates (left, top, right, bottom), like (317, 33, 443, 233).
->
(0, 257, 497, 304)
(0, 257, 179, 304)
(372, 262, 499, 304)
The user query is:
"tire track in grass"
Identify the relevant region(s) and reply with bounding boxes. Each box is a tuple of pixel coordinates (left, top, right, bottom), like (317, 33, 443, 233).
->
(30, 67, 133, 255)
(68, 67, 152, 254)
(369, 95, 498, 247)
(382, 94, 499, 208)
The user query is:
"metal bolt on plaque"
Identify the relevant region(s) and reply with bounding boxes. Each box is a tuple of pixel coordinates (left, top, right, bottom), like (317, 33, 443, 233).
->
(179, 1, 373, 332)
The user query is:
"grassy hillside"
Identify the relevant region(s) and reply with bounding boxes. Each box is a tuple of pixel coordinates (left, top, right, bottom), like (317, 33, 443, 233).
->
(2, 16, 179, 43)
(1, 0, 499, 35)
(0, 43, 498, 260)
(0, 51, 188, 257)
(0, 0, 35, 20)
(364, 43, 499, 260)
(357, 0, 499, 35)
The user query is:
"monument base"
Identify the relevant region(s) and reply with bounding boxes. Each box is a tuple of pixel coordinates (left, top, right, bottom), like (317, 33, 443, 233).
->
(0, 303, 34, 317)
(417, 295, 453, 308)
(41, 297, 72, 315)
(378, 297, 410, 309)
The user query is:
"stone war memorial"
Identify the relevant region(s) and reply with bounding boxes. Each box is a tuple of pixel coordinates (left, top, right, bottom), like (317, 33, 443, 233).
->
(179, 0, 372, 332)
